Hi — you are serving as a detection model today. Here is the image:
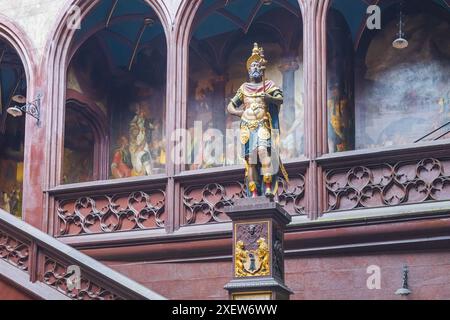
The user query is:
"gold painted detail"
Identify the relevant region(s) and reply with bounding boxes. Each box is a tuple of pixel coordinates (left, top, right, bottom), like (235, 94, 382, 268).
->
(240, 126, 251, 144)
(258, 127, 271, 140)
(246, 43, 267, 71)
(240, 119, 271, 144)
(235, 237, 270, 277)
(263, 174, 272, 184)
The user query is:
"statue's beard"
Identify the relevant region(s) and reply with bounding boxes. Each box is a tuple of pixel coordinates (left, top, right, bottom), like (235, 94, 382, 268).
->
(249, 70, 263, 80)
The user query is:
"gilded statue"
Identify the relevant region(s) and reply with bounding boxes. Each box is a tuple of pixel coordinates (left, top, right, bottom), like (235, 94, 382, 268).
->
(227, 43, 288, 198)
(235, 240, 249, 277)
(256, 237, 270, 275)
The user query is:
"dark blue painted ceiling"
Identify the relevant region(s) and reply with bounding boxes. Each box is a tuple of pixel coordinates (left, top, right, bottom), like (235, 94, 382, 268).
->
(331, 0, 450, 42)
(193, 0, 302, 40)
(0, 43, 25, 111)
(0, 67, 20, 108)
(73, 0, 164, 68)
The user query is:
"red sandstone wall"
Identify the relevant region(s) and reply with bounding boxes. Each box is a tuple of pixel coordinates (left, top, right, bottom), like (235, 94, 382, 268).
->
(105, 260, 231, 300)
(105, 250, 450, 300)
(0, 278, 34, 300)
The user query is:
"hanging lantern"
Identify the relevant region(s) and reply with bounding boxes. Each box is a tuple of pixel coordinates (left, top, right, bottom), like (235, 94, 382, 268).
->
(392, 2, 408, 49)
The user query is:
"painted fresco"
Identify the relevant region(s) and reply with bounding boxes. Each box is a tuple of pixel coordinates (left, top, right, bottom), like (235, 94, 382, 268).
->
(62, 108, 94, 184)
(0, 41, 25, 217)
(109, 48, 166, 177)
(355, 13, 450, 149)
(64, 36, 167, 183)
(0, 119, 24, 218)
(327, 9, 355, 152)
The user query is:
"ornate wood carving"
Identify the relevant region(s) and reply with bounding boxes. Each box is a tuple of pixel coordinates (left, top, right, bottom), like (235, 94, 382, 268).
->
(0, 230, 29, 271)
(272, 227, 284, 280)
(57, 190, 166, 236)
(42, 256, 122, 300)
(326, 158, 450, 212)
(277, 173, 306, 215)
(183, 173, 306, 225)
(183, 182, 245, 225)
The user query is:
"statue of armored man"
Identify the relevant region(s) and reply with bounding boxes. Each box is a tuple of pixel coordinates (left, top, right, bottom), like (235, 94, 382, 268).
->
(227, 43, 288, 198)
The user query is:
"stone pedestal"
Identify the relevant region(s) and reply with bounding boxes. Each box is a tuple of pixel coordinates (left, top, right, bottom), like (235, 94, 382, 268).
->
(224, 197, 292, 300)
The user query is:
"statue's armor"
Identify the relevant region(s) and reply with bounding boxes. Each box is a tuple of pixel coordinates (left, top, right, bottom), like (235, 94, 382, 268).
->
(231, 80, 281, 153)
(240, 94, 271, 145)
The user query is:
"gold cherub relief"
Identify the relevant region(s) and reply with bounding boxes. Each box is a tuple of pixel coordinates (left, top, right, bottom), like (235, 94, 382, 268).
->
(234, 237, 270, 277)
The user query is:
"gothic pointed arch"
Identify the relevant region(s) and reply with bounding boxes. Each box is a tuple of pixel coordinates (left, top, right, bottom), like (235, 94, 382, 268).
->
(184, 0, 305, 173)
(0, 14, 38, 220)
(45, 0, 171, 185)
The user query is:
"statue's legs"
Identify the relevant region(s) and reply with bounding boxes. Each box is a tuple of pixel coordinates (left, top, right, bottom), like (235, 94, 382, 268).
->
(257, 146, 273, 196)
(247, 159, 259, 198)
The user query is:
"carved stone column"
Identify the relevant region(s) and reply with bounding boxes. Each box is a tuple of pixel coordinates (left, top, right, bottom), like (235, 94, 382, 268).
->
(224, 197, 292, 300)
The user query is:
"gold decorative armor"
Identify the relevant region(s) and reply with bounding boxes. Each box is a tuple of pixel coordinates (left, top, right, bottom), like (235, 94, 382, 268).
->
(240, 119, 271, 144)
(239, 92, 272, 144)
(240, 126, 251, 144)
(258, 125, 271, 140)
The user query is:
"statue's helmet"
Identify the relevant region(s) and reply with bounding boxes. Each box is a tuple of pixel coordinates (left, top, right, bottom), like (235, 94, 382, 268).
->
(246, 42, 267, 72)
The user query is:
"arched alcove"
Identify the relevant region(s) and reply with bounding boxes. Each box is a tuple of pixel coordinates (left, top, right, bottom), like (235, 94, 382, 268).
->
(63, 0, 168, 184)
(327, 0, 450, 152)
(0, 39, 27, 217)
(187, 0, 304, 170)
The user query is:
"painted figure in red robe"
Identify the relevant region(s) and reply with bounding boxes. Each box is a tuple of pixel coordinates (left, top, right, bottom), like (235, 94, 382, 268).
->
(111, 136, 132, 179)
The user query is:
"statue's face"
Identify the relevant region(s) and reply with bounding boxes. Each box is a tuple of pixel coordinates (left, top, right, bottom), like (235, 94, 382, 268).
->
(248, 61, 263, 79)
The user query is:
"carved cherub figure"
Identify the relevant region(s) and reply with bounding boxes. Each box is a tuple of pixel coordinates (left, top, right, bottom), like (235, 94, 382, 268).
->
(256, 237, 270, 275)
(235, 240, 248, 277)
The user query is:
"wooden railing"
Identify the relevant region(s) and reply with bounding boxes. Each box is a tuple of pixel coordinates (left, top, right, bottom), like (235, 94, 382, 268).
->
(47, 140, 450, 239)
(0, 209, 166, 300)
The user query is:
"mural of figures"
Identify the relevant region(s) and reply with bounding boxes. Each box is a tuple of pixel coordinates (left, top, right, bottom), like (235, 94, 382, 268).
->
(111, 136, 132, 179)
(109, 78, 166, 178)
(0, 144, 24, 217)
(63, 2, 167, 183)
(129, 102, 154, 176)
(0, 40, 25, 217)
(327, 9, 355, 152)
(355, 13, 450, 149)
(63, 108, 95, 184)
(0, 168, 23, 217)
(327, 84, 353, 152)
